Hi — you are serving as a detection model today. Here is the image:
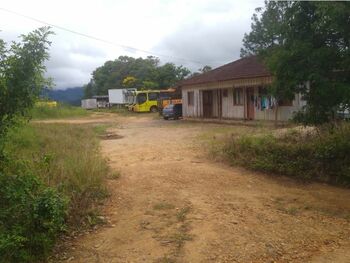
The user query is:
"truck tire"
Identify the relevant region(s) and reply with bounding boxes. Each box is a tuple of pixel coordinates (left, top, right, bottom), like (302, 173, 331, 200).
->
(150, 106, 158, 113)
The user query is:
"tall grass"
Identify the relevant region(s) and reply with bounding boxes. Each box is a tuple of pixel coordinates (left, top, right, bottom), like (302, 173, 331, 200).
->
(31, 104, 88, 119)
(4, 122, 110, 226)
(222, 123, 350, 186)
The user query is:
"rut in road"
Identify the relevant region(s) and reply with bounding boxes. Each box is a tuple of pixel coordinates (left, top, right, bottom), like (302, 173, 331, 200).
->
(64, 115, 350, 263)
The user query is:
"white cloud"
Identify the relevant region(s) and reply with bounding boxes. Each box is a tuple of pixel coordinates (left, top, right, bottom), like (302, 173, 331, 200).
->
(0, 0, 263, 89)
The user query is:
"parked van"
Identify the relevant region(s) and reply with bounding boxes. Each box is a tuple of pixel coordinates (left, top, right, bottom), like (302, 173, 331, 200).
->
(157, 88, 182, 115)
(163, 103, 182, 120)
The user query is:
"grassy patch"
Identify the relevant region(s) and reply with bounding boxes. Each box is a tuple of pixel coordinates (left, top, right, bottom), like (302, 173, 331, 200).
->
(153, 202, 176, 210)
(31, 104, 89, 119)
(93, 107, 135, 116)
(108, 171, 121, 180)
(4, 122, 110, 227)
(221, 123, 350, 186)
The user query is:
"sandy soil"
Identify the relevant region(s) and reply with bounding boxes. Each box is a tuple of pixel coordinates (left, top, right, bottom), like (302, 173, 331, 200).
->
(60, 114, 350, 263)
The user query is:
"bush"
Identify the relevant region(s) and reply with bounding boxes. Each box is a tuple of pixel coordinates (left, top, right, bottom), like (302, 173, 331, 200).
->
(0, 173, 66, 262)
(0, 121, 110, 262)
(4, 122, 109, 226)
(223, 123, 350, 185)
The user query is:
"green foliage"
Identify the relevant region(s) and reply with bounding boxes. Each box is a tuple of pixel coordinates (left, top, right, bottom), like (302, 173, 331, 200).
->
(0, 173, 66, 262)
(4, 123, 110, 225)
(223, 124, 350, 185)
(0, 27, 53, 144)
(30, 104, 88, 119)
(83, 55, 191, 97)
(0, 121, 110, 261)
(241, 1, 350, 124)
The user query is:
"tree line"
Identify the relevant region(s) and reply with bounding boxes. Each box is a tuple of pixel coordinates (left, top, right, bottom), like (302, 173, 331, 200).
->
(83, 56, 212, 98)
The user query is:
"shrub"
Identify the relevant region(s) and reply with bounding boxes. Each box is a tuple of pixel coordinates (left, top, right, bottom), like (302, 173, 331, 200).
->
(4, 122, 109, 226)
(0, 172, 66, 262)
(223, 123, 350, 185)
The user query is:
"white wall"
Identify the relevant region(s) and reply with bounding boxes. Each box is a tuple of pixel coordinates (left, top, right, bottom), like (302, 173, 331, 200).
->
(182, 89, 201, 117)
(221, 88, 244, 119)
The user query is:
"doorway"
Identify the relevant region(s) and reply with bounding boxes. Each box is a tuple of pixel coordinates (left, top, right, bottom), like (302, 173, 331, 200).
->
(203, 90, 213, 118)
(246, 87, 255, 120)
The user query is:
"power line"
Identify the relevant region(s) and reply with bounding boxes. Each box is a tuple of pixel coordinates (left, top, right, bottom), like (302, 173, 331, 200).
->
(0, 7, 221, 66)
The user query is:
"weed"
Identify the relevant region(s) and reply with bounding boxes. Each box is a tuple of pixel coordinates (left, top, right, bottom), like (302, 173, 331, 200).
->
(155, 255, 176, 263)
(154, 202, 175, 210)
(170, 232, 193, 248)
(4, 122, 111, 227)
(176, 206, 191, 222)
(285, 207, 299, 216)
(108, 171, 121, 180)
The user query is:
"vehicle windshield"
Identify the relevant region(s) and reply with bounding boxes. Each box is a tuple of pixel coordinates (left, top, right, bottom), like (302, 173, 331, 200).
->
(136, 93, 147, 104)
(164, 104, 174, 109)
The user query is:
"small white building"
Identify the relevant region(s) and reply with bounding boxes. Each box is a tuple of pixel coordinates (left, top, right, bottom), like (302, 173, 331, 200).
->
(179, 56, 306, 122)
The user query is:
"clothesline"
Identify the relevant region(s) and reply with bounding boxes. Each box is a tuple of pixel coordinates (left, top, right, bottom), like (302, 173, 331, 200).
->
(253, 95, 277, 111)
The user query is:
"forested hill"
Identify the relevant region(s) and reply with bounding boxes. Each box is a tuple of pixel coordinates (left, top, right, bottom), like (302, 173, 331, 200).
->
(83, 56, 211, 98)
(42, 87, 84, 106)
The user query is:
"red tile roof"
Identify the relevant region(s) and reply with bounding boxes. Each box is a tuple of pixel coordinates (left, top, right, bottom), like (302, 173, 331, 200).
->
(179, 56, 271, 86)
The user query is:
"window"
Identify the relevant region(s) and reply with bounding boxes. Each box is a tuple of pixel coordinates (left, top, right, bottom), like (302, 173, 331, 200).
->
(222, 89, 228, 97)
(278, 98, 294, 106)
(233, 88, 243, 105)
(148, 92, 158, 101)
(188, 91, 194, 106)
(137, 93, 147, 104)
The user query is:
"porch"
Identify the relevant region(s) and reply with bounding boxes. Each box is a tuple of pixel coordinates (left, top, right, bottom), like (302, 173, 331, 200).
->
(182, 85, 305, 122)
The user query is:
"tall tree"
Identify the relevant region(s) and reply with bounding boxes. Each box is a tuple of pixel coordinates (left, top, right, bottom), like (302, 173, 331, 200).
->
(241, 1, 350, 124)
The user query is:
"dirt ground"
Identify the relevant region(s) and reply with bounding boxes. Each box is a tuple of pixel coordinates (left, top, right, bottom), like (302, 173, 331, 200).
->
(61, 113, 350, 263)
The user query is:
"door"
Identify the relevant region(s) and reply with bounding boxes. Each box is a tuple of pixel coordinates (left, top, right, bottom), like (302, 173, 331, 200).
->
(246, 88, 255, 120)
(203, 90, 213, 118)
(136, 92, 147, 112)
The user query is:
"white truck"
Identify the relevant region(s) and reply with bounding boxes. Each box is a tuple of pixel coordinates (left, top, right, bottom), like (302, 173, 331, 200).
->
(108, 89, 136, 106)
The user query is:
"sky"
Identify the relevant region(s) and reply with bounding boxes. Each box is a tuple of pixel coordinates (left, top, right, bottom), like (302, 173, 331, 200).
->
(0, 0, 264, 89)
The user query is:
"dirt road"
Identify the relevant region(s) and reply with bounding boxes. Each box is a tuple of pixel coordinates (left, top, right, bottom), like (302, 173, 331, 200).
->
(65, 114, 350, 263)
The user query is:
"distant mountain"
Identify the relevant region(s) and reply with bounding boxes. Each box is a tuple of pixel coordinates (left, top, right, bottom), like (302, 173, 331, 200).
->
(42, 87, 84, 106)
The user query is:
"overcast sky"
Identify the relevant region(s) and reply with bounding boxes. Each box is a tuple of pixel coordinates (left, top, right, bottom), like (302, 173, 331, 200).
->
(0, 0, 263, 89)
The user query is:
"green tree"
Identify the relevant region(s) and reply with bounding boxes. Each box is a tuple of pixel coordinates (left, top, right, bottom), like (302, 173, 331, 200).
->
(0, 27, 53, 157)
(142, 80, 159, 90)
(241, 1, 350, 124)
(83, 56, 191, 96)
